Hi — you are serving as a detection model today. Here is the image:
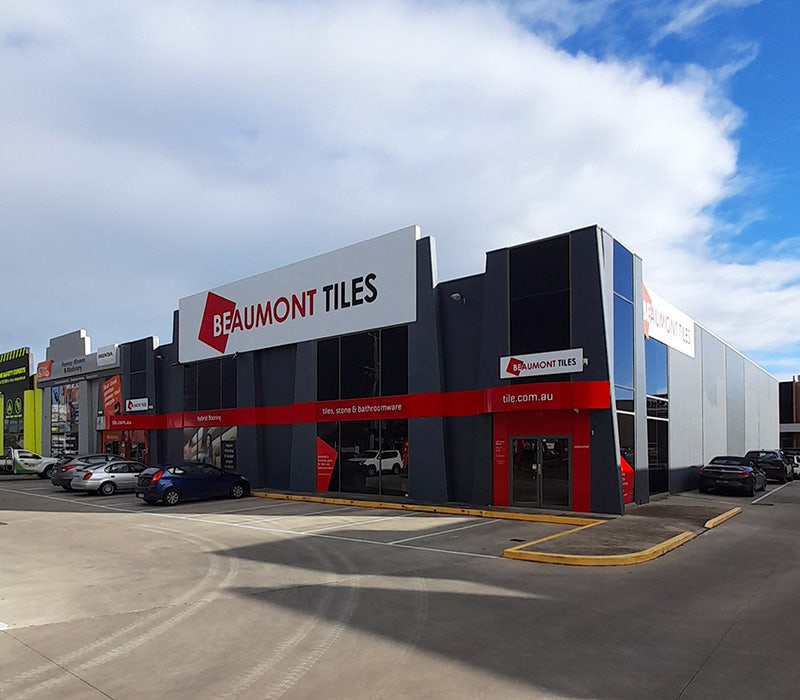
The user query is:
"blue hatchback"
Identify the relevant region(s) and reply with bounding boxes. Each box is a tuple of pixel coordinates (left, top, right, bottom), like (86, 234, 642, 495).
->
(135, 462, 250, 505)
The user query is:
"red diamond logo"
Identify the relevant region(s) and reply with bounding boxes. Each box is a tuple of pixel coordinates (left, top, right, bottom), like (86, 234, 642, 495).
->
(505, 357, 523, 376)
(198, 292, 236, 354)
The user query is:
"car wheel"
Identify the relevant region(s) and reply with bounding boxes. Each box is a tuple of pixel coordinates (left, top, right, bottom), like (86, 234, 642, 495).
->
(391, 464, 401, 475)
(698, 484, 708, 494)
(367, 465, 377, 477)
(99, 481, 116, 496)
(61, 484, 72, 491)
(749, 479, 756, 497)
(779, 471, 787, 484)
(40, 467, 54, 479)
(163, 488, 181, 506)
(230, 483, 246, 499)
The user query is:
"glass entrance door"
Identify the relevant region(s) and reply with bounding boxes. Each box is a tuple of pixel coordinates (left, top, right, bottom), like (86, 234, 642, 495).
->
(511, 436, 571, 508)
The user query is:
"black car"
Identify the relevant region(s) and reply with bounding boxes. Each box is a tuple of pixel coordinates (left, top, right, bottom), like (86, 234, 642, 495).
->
(698, 455, 767, 496)
(742, 449, 794, 484)
(135, 462, 251, 505)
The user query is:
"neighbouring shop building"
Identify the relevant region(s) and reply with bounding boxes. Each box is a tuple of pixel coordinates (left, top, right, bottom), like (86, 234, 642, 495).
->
(780, 376, 800, 461)
(35, 225, 778, 515)
(36, 331, 160, 463)
(0, 347, 42, 454)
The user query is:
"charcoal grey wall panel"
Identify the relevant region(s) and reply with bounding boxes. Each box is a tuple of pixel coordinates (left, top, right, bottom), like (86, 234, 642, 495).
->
(571, 227, 610, 382)
(701, 331, 727, 461)
(573, 228, 622, 514)
(408, 237, 448, 502)
(725, 349, 746, 455)
(290, 340, 317, 492)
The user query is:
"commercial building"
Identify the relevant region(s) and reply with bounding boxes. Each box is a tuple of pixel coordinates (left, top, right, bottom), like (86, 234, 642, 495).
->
(0, 348, 41, 454)
(34, 225, 778, 515)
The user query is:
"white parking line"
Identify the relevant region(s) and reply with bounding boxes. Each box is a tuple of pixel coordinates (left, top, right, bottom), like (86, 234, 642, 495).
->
(389, 518, 496, 544)
(752, 481, 793, 504)
(0, 486, 502, 559)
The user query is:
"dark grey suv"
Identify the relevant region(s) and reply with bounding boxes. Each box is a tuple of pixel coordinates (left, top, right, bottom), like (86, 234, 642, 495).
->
(743, 449, 794, 484)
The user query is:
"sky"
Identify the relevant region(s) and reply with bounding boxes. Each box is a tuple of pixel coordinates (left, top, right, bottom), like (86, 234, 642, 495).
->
(1, 0, 798, 379)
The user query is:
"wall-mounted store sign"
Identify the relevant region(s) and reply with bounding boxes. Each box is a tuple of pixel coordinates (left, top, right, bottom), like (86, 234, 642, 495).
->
(0, 348, 31, 389)
(642, 284, 695, 358)
(125, 398, 149, 412)
(37, 345, 122, 383)
(178, 226, 419, 363)
(96, 344, 119, 367)
(499, 349, 584, 379)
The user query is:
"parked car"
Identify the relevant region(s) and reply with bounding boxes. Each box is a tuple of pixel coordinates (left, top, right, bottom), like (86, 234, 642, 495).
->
(135, 463, 250, 505)
(1, 448, 60, 478)
(698, 455, 767, 496)
(742, 449, 794, 484)
(70, 460, 148, 495)
(356, 450, 405, 476)
(50, 453, 123, 490)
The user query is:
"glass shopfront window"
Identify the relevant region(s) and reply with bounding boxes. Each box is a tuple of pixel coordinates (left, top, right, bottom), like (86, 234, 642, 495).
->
(316, 327, 409, 497)
(183, 426, 238, 469)
(645, 337, 669, 493)
(613, 295, 634, 390)
(50, 383, 80, 456)
(613, 240, 634, 302)
(509, 236, 571, 376)
(184, 358, 237, 411)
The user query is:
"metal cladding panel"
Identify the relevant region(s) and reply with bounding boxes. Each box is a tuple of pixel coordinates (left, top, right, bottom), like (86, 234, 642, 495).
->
(743, 360, 779, 448)
(290, 341, 318, 492)
(407, 237, 448, 503)
(725, 349, 746, 455)
(701, 331, 728, 462)
(668, 333, 704, 470)
(572, 228, 622, 515)
(744, 361, 761, 448)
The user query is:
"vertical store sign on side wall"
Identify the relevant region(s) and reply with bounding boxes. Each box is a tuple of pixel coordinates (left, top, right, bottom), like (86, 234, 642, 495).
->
(178, 226, 419, 362)
(642, 284, 695, 358)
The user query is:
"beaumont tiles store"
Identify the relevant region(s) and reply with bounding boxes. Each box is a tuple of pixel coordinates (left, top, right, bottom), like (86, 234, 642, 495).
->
(39, 225, 778, 516)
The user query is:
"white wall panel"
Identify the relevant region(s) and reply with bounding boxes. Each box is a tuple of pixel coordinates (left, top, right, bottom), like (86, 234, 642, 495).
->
(701, 331, 727, 461)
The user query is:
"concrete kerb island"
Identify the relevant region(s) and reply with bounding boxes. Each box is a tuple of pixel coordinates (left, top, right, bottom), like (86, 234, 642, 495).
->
(504, 505, 743, 566)
(251, 491, 742, 566)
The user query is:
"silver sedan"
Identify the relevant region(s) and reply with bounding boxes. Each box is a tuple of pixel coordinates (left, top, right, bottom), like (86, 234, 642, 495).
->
(70, 461, 148, 496)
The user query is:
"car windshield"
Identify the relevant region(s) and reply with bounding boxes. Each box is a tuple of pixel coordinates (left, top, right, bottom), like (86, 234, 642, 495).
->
(710, 457, 744, 466)
(362, 451, 379, 458)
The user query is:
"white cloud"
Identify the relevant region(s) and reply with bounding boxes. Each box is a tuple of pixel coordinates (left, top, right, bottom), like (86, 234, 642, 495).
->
(652, 0, 762, 42)
(0, 0, 797, 378)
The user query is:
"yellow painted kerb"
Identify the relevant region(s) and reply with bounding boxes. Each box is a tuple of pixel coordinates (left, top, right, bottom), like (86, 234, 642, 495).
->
(503, 531, 696, 566)
(251, 490, 602, 526)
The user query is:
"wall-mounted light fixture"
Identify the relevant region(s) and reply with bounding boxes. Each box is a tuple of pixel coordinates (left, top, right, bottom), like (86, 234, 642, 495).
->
(449, 292, 467, 304)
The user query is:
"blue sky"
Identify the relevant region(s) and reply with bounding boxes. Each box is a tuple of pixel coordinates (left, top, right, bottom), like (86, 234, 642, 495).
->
(1, 0, 798, 379)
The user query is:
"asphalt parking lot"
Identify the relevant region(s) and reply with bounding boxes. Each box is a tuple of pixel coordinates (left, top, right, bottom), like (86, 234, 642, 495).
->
(3, 475, 799, 700)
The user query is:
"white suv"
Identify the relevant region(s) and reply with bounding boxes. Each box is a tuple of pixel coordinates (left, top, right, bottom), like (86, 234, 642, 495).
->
(2, 449, 60, 478)
(361, 450, 405, 476)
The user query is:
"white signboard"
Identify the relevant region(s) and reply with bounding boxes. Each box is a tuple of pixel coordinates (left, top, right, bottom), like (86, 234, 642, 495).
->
(96, 344, 119, 367)
(179, 227, 419, 362)
(125, 398, 149, 412)
(500, 349, 584, 379)
(642, 284, 695, 358)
